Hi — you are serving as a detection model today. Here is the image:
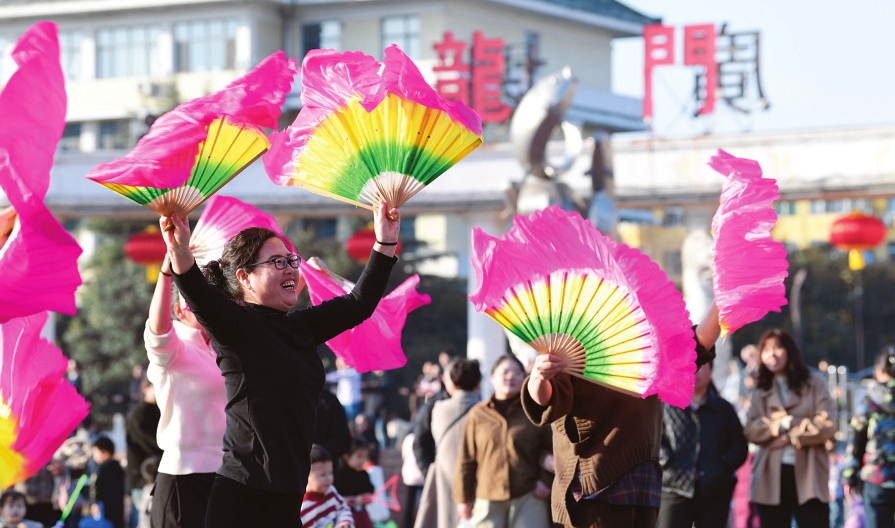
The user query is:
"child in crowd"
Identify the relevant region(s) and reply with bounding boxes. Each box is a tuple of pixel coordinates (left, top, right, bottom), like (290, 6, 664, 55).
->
(88, 437, 123, 528)
(361, 443, 390, 525)
(77, 503, 112, 528)
(0, 490, 43, 528)
(301, 445, 354, 528)
(334, 439, 375, 528)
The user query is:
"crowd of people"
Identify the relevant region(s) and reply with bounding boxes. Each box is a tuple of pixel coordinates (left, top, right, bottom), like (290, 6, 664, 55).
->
(6, 202, 895, 528)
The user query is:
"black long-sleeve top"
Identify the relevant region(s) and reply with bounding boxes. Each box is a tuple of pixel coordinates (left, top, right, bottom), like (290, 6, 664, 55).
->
(173, 250, 396, 495)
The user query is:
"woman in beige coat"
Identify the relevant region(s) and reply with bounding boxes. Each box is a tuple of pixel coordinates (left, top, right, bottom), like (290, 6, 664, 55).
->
(744, 329, 836, 528)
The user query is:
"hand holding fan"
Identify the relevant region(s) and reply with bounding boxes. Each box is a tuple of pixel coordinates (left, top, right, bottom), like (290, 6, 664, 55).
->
(709, 149, 789, 336)
(0, 312, 90, 488)
(87, 51, 298, 229)
(0, 22, 83, 322)
(303, 257, 431, 373)
(190, 195, 287, 266)
(264, 45, 483, 213)
(470, 205, 697, 407)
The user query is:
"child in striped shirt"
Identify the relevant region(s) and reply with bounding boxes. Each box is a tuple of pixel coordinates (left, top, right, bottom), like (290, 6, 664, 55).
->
(301, 445, 354, 528)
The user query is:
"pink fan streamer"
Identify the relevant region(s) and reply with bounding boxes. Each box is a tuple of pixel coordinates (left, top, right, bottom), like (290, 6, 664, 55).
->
(469, 205, 697, 407)
(86, 51, 298, 188)
(0, 22, 82, 322)
(264, 44, 482, 185)
(0, 312, 90, 487)
(709, 149, 789, 336)
(190, 195, 288, 266)
(302, 263, 430, 373)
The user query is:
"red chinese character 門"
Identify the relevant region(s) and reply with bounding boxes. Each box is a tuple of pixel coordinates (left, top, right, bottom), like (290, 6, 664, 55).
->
(642, 24, 675, 123)
(471, 31, 511, 124)
(683, 24, 717, 116)
(433, 31, 470, 106)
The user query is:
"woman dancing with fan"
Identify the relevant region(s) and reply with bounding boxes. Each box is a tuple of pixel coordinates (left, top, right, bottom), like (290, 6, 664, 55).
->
(159, 201, 400, 528)
(523, 304, 721, 528)
(143, 253, 226, 528)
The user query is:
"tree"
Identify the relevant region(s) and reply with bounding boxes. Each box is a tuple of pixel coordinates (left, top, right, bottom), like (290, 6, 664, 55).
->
(730, 244, 895, 372)
(58, 220, 156, 429)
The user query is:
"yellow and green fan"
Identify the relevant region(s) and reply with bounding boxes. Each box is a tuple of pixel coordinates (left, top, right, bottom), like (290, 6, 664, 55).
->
(470, 205, 699, 407)
(264, 45, 483, 212)
(86, 51, 298, 226)
(94, 117, 268, 224)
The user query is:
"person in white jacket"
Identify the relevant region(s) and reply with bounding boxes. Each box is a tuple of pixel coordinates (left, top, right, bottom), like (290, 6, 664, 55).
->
(145, 255, 227, 528)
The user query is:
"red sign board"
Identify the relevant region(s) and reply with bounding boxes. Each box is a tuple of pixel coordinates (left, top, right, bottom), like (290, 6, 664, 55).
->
(433, 31, 512, 124)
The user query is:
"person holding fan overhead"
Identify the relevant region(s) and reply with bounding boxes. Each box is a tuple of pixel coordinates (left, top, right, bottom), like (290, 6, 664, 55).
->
(159, 201, 400, 528)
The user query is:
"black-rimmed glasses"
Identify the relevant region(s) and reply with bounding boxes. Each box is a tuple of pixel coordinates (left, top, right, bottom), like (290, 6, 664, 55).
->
(245, 254, 301, 270)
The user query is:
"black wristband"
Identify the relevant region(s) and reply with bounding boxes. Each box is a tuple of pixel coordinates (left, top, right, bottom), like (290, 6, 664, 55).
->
(376, 240, 398, 246)
(159, 270, 172, 277)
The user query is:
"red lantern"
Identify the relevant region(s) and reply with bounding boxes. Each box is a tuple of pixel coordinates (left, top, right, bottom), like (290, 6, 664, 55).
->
(125, 226, 167, 281)
(829, 212, 887, 270)
(345, 226, 401, 263)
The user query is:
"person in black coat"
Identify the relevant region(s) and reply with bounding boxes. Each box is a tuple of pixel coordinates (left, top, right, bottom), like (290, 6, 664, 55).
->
(90, 436, 125, 528)
(161, 202, 400, 528)
(314, 388, 352, 462)
(657, 359, 748, 528)
(125, 377, 162, 526)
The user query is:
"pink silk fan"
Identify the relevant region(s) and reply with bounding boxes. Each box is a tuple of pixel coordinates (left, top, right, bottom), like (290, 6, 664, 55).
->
(0, 22, 83, 323)
(470, 205, 697, 407)
(303, 258, 431, 373)
(709, 149, 789, 336)
(190, 195, 288, 266)
(0, 312, 90, 488)
(86, 52, 298, 227)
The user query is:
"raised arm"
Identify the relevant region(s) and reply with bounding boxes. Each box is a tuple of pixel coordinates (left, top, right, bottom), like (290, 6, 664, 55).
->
(147, 253, 173, 336)
(695, 301, 721, 350)
(160, 213, 196, 275)
(371, 201, 400, 257)
(527, 354, 566, 406)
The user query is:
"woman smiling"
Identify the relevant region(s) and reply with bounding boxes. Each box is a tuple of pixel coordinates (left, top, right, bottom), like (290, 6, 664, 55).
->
(160, 201, 400, 527)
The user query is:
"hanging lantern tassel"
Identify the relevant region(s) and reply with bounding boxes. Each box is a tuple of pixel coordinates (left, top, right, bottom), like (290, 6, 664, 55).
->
(848, 248, 866, 271)
(124, 226, 168, 283)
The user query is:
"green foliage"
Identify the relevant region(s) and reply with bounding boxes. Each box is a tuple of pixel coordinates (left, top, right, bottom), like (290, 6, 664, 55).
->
(58, 220, 156, 428)
(730, 244, 895, 372)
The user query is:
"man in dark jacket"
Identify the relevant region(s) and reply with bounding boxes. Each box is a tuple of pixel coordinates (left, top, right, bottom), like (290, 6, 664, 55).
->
(657, 360, 748, 528)
(124, 377, 161, 528)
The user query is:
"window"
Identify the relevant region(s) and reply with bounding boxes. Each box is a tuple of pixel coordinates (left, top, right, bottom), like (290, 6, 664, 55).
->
(97, 120, 129, 150)
(885, 198, 895, 226)
(774, 200, 797, 216)
(174, 19, 237, 73)
(302, 219, 337, 239)
(302, 21, 341, 56)
(59, 123, 82, 152)
(96, 25, 161, 78)
(59, 31, 82, 80)
(381, 15, 419, 59)
(809, 200, 826, 215)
